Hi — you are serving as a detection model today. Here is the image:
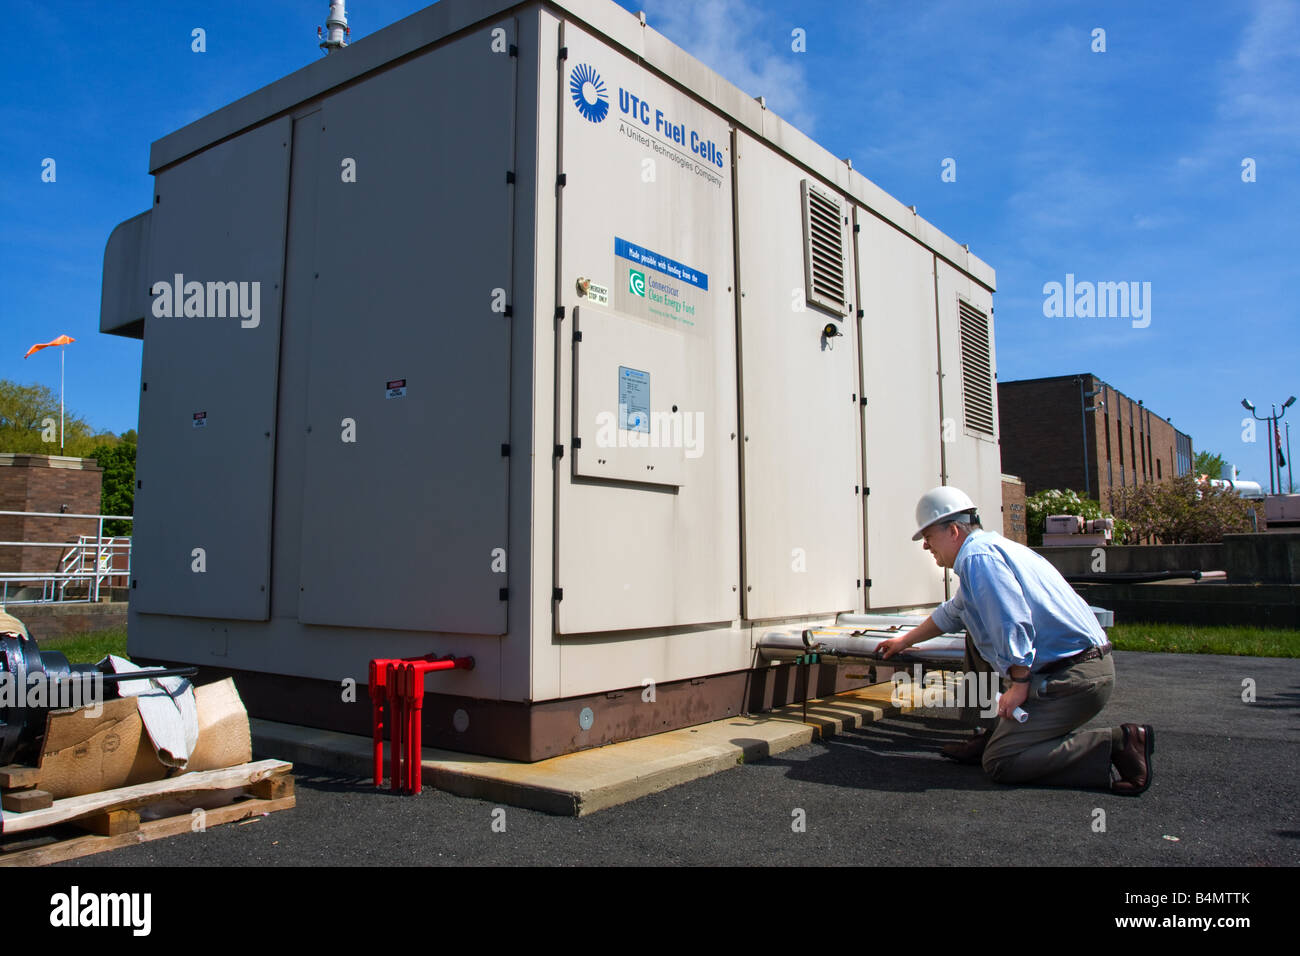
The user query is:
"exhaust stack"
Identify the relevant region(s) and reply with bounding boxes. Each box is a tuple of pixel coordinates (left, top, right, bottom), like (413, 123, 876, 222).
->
(319, 0, 349, 53)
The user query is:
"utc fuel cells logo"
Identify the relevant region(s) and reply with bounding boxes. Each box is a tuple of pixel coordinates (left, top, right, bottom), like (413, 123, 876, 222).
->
(570, 63, 609, 122)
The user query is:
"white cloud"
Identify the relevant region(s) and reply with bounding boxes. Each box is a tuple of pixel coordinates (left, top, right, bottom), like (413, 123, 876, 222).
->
(637, 0, 818, 134)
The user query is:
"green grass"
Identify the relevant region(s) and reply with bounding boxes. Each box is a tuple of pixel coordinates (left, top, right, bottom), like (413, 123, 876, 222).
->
(1109, 622, 1300, 658)
(37, 627, 129, 664)
(25, 623, 1300, 667)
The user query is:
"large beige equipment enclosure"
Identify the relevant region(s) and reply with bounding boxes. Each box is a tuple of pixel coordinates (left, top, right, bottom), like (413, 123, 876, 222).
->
(100, 0, 1001, 760)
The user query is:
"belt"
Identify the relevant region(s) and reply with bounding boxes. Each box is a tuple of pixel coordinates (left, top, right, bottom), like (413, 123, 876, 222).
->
(1036, 642, 1111, 675)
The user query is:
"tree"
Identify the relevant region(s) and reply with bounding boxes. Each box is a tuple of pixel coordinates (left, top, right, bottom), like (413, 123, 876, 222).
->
(1024, 489, 1130, 547)
(1194, 449, 1228, 479)
(87, 441, 135, 536)
(1112, 474, 1255, 544)
(0, 379, 117, 456)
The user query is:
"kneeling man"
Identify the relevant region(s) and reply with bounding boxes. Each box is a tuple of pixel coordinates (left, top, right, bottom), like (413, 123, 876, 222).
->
(877, 487, 1153, 795)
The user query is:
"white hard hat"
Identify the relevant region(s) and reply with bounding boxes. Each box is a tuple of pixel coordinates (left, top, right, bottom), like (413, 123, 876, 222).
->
(912, 486, 978, 541)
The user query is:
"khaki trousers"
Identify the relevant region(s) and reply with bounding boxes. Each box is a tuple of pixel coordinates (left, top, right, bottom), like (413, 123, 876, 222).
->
(961, 632, 1116, 789)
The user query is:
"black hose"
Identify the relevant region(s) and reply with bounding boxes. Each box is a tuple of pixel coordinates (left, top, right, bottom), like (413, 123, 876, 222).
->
(1065, 570, 1204, 584)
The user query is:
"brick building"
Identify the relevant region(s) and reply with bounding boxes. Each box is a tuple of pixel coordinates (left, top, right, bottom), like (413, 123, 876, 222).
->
(998, 374, 1193, 511)
(0, 454, 103, 578)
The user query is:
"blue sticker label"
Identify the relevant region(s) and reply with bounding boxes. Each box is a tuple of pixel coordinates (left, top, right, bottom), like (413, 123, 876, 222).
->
(614, 238, 708, 291)
(618, 366, 650, 433)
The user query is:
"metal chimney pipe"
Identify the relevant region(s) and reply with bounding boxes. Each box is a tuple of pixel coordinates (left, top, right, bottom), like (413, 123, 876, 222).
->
(320, 0, 349, 53)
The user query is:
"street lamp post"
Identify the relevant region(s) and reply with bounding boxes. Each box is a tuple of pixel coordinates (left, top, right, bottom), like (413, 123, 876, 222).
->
(1242, 396, 1297, 495)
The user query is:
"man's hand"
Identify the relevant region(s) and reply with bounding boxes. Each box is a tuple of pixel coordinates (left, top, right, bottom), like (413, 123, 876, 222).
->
(877, 616, 943, 659)
(998, 679, 1030, 719)
(877, 637, 909, 659)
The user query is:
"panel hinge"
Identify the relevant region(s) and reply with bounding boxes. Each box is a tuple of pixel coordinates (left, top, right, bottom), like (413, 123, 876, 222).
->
(504, 304, 513, 317)
(864, 578, 872, 588)
(573, 330, 582, 342)
(573, 437, 582, 449)
(857, 308, 864, 319)
(553, 587, 564, 601)
(864, 486, 870, 496)
(509, 44, 518, 57)
(501, 443, 511, 457)
(554, 444, 564, 459)
(558, 46, 568, 60)
(557, 173, 567, 187)
(505, 170, 515, 184)
(853, 223, 860, 233)
(499, 587, 509, 600)
(555, 306, 565, 320)
(860, 396, 868, 407)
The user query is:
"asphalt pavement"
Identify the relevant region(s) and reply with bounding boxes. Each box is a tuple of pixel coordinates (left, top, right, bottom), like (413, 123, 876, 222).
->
(59, 650, 1299, 866)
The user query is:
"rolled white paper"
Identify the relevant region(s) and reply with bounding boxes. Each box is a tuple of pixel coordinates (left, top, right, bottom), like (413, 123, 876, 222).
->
(995, 693, 1029, 723)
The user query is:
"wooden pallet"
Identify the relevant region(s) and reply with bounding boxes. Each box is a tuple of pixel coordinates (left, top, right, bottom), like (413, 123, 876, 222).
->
(0, 759, 294, 866)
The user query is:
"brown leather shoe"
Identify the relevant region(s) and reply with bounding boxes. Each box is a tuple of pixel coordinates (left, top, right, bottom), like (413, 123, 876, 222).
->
(1111, 723, 1154, 795)
(940, 729, 990, 765)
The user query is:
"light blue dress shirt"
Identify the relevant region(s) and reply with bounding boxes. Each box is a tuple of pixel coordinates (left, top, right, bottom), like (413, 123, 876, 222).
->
(929, 530, 1108, 675)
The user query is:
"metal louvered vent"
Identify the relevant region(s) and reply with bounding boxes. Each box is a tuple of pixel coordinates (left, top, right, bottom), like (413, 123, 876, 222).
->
(958, 300, 995, 436)
(801, 180, 849, 315)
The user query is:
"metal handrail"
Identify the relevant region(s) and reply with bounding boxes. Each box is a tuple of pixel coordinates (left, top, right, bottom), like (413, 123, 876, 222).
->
(0, 511, 133, 606)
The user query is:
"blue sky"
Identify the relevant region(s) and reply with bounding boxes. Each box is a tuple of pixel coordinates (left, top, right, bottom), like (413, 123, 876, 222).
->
(2, 0, 1296, 488)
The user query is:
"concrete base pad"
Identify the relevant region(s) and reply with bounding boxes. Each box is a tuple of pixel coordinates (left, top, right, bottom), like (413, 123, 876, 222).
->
(252, 683, 901, 816)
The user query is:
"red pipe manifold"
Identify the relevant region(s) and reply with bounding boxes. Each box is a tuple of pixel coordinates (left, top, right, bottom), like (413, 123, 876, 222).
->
(369, 653, 474, 794)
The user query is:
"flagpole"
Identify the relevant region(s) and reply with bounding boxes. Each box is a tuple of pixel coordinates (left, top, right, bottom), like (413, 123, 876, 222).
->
(1288, 421, 1294, 494)
(60, 347, 65, 455)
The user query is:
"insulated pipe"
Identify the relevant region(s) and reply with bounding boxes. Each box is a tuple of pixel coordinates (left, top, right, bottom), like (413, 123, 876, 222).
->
(756, 629, 968, 669)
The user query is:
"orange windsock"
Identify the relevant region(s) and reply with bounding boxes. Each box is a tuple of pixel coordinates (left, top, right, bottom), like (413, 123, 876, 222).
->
(23, 334, 75, 359)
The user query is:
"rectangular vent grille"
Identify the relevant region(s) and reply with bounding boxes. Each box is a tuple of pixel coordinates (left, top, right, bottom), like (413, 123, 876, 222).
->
(958, 300, 995, 435)
(801, 180, 849, 315)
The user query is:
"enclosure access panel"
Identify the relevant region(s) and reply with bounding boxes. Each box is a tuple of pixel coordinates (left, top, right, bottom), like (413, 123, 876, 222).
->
(100, 0, 999, 761)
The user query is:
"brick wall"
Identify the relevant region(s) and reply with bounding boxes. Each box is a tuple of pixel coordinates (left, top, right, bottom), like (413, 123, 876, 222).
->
(997, 377, 1088, 496)
(0, 455, 103, 578)
(998, 375, 1190, 518)
(1095, 382, 1187, 515)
